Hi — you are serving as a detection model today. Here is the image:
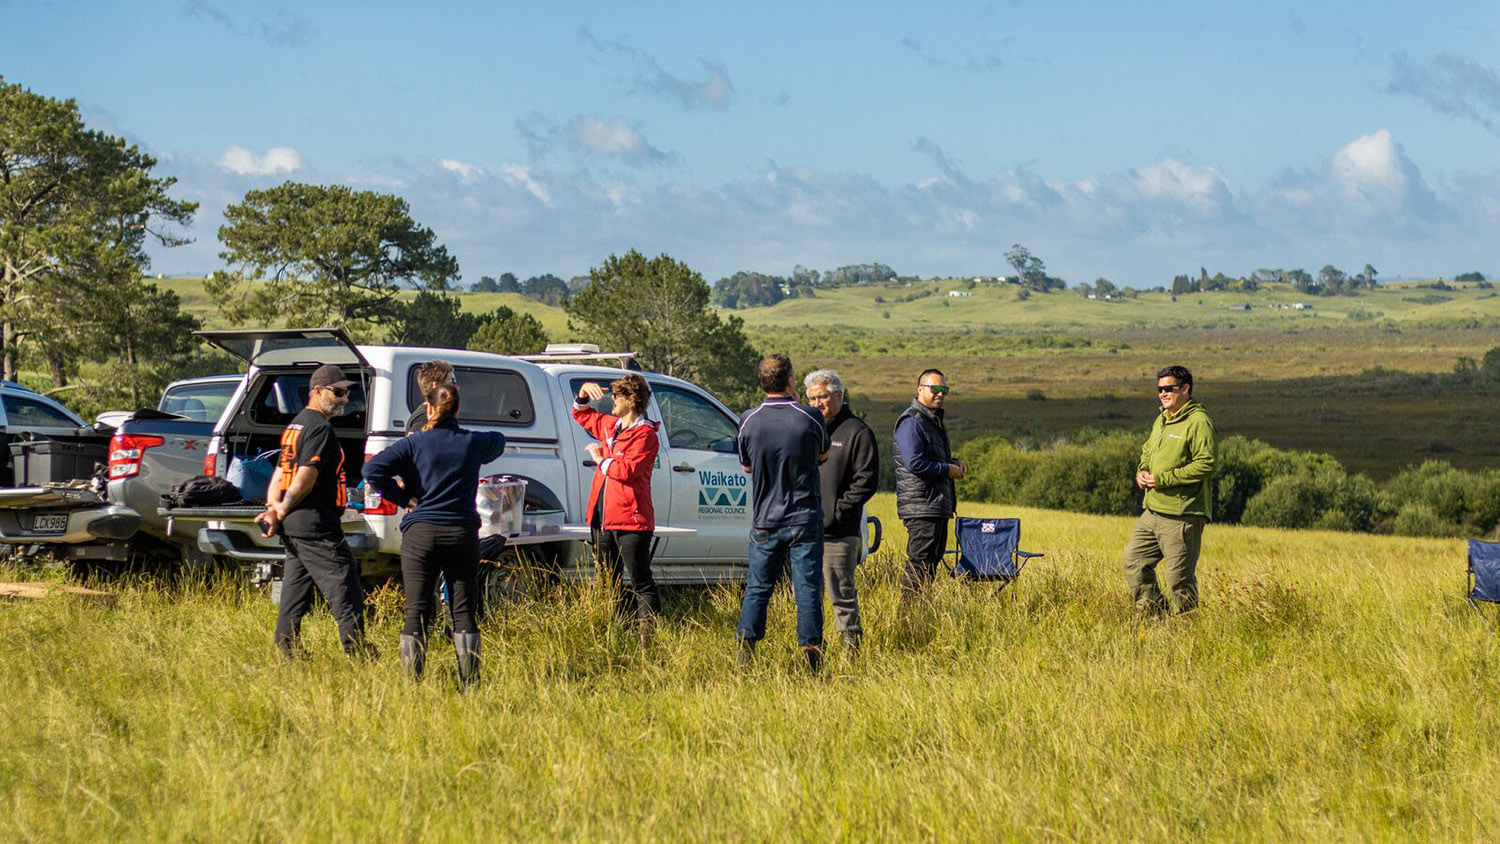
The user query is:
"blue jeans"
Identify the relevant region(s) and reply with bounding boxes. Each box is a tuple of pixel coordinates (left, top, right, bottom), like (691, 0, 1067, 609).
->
(737, 522, 824, 648)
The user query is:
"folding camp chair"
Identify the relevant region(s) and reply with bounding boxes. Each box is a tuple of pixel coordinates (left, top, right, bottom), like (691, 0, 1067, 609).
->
(946, 517, 1044, 593)
(1466, 539, 1500, 630)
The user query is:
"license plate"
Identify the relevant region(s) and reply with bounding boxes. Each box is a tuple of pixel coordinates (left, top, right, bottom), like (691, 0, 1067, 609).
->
(32, 513, 68, 533)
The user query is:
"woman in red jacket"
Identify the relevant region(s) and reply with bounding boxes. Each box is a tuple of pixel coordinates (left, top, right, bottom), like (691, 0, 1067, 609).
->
(573, 373, 662, 629)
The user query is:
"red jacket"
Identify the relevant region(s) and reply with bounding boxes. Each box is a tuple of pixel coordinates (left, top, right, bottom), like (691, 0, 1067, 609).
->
(573, 403, 660, 531)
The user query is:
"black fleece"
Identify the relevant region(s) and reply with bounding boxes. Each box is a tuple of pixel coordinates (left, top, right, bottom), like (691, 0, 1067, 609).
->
(819, 405, 880, 538)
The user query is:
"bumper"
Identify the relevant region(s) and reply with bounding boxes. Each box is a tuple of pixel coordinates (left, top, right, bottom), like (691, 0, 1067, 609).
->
(0, 505, 142, 545)
(196, 523, 381, 563)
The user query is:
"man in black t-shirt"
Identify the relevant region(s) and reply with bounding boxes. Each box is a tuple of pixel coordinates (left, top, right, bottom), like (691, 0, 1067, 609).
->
(256, 363, 370, 658)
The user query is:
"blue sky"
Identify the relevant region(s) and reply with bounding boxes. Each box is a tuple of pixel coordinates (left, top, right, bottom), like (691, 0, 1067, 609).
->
(5, 0, 1499, 286)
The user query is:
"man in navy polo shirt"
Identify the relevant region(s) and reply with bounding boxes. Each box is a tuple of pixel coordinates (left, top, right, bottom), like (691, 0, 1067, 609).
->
(735, 353, 831, 673)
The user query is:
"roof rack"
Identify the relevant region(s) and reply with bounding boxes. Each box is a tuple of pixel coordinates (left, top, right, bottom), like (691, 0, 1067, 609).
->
(516, 344, 641, 370)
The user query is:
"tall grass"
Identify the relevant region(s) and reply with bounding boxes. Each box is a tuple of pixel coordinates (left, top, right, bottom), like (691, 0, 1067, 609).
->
(2, 494, 1497, 842)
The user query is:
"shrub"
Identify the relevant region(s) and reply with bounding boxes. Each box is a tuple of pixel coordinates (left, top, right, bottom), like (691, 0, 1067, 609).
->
(1392, 503, 1462, 538)
(958, 430, 1140, 516)
(1241, 468, 1381, 531)
(1384, 461, 1470, 525)
(1242, 474, 1331, 529)
(1013, 435, 1140, 515)
(1384, 461, 1500, 534)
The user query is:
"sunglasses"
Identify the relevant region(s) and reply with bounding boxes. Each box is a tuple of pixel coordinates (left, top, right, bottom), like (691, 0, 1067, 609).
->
(923, 384, 950, 395)
(1157, 384, 1183, 394)
(322, 386, 349, 398)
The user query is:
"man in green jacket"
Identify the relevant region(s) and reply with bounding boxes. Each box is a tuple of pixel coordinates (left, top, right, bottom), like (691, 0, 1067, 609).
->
(1121, 365, 1218, 615)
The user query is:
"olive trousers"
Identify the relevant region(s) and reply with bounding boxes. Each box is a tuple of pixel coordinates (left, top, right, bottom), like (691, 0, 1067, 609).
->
(1120, 509, 1206, 615)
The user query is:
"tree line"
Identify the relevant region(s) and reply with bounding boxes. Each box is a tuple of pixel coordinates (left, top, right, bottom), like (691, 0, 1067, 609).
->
(712, 246, 1077, 310)
(711, 263, 908, 309)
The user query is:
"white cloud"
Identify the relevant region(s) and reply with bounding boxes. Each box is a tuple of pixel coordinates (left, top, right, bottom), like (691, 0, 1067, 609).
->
(439, 158, 484, 183)
(570, 117, 665, 163)
(1329, 129, 1412, 209)
(516, 113, 669, 166)
(498, 163, 552, 205)
(1131, 159, 1236, 213)
(217, 145, 302, 176)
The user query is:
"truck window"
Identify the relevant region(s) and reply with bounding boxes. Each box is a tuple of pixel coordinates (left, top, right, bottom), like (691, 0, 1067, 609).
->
(2, 394, 82, 429)
(406, 366, 534, 426)
(160, 382, 238, 421)
(247, 374, 367, 430)
(653, 385, 738, 454)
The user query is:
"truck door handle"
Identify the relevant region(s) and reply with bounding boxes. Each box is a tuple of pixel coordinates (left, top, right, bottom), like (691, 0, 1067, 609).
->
(582, 459, 597, 467)
(672, 463, 695, 473)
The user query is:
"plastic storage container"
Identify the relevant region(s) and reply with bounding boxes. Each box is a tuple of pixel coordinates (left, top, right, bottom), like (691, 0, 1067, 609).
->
(9, 437, 110, 485)
(477, 475, 527, 538)
(522, 508, 564, 536)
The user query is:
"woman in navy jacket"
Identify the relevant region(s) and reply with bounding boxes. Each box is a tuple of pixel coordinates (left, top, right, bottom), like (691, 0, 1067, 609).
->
(362, 383, 504, 689)
(573, 373, 662, 631)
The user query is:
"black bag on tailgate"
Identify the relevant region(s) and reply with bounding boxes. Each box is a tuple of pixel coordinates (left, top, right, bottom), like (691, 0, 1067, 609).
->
(161, 475, 245, 509)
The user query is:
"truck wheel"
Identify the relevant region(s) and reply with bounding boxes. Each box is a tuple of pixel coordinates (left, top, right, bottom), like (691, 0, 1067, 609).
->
(474, 540, 569, 616)
(476, 560, 520, 616)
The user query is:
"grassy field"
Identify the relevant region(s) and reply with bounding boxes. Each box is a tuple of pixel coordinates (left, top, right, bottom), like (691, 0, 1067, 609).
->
(3, 492, 1498, 842)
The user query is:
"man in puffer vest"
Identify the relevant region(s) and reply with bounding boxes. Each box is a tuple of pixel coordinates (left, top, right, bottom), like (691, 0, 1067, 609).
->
(893, 368, 967, 600)
(1121, 365, 1218, 616)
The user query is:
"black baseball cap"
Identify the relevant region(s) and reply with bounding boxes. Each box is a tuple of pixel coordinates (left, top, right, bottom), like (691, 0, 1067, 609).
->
(309, 363, 356, 390)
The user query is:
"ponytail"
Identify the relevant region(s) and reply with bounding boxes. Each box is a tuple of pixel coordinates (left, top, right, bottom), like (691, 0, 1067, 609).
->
(425, 382, 461, 430)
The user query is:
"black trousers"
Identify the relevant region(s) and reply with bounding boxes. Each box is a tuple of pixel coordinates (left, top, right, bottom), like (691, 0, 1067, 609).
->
(595, 529, 661, 620)
(901, 517, 950, 596)
(401, 522, 481, 636)
(275, 531, 366, 652)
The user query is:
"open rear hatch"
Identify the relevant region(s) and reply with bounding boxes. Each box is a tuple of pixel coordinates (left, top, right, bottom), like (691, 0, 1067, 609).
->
(195, 328, 369, 369)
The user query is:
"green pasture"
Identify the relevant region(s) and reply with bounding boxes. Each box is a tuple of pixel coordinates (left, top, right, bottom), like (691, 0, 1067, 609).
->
(157, 276, 1500, 348)
(3, 493, 1497, 842)
(152, 276, 1500, 478)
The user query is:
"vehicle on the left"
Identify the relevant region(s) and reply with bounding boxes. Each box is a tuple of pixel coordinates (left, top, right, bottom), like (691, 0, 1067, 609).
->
(0, 381, 138, 563)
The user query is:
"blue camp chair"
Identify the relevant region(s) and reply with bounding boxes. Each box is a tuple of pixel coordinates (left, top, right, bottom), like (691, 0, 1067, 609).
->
(1467, 540, 1500, 624)
(948, 517, 1044, 589)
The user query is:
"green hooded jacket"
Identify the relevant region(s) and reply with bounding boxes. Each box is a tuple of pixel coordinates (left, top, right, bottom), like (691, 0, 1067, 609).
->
(1138, 399, 1218, 518)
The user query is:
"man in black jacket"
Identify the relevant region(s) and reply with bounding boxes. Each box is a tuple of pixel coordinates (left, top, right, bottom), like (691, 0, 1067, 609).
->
(804, 369, 879, 653)
(893, 368, 967, 599)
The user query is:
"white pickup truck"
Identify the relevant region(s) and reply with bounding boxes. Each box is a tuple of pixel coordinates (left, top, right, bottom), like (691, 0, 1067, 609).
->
(179, 328, 780, 589)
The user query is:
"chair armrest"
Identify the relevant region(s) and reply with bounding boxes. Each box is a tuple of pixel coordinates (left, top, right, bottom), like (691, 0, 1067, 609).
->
(1017, 550, 1044, 559)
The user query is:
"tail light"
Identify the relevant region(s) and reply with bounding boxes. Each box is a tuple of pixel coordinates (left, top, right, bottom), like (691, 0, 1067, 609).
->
(361, 453, 399, 515)
(108, 434, 165, 480)
(203, 453, 217, 476)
